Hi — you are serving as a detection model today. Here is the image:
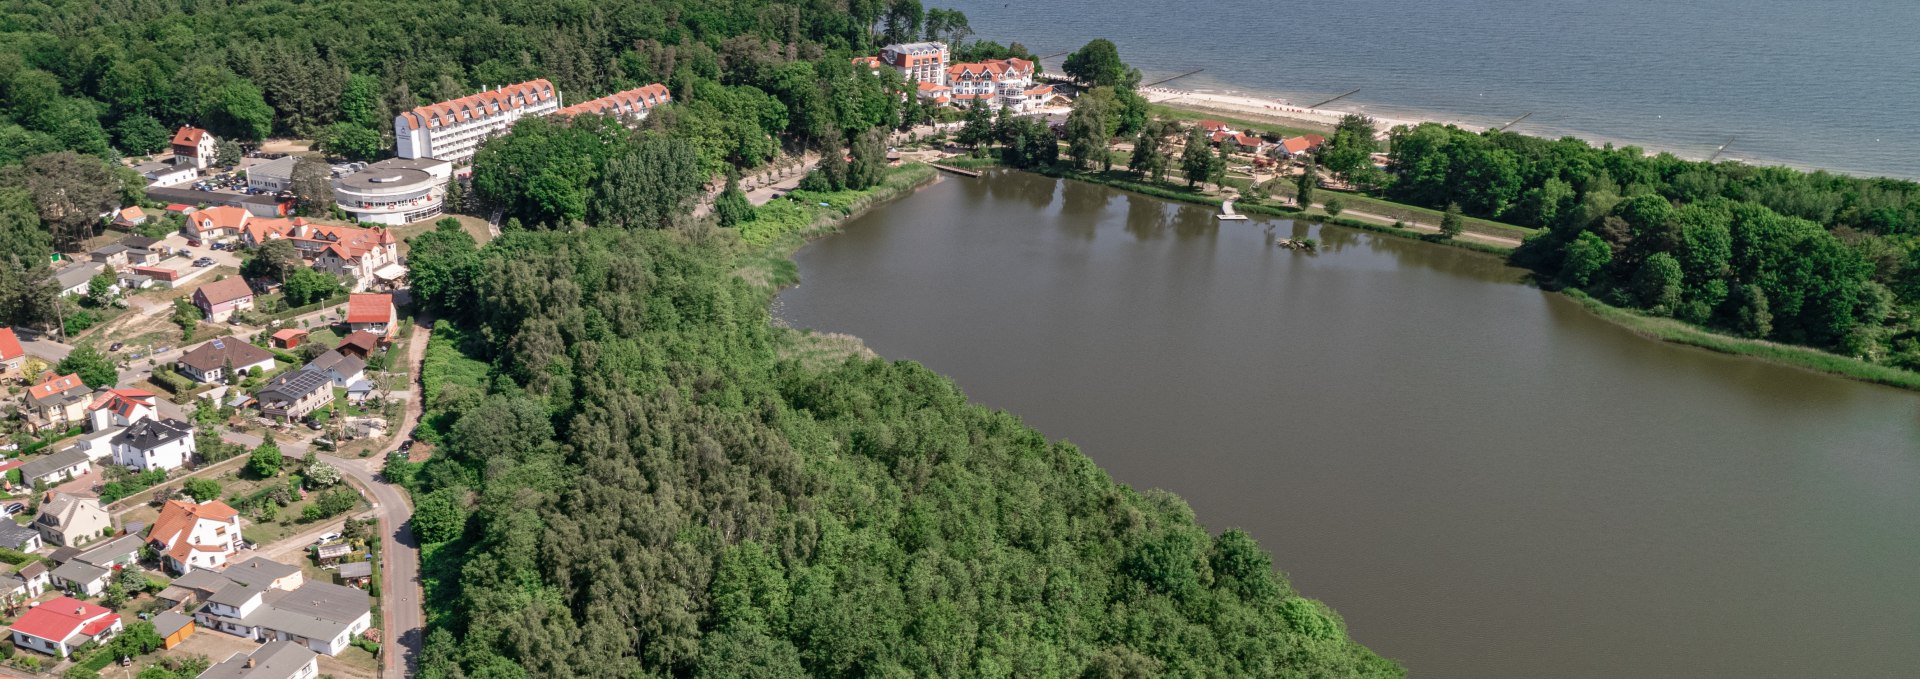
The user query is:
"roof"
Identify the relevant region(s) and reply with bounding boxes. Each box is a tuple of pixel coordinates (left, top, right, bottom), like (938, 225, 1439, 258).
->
(398, 79, 556, 131)
(316, 543, 351, 559)
(195, 277, 254, 306)
(243, 581, 369, 639)
(10, 596, 115, 642)
(0, 327, 21, 361)
(208, 579, 270, 608)
(50, 559, 108, 586)
(346, 379, 375, 394)
(117, 206, 148, 222)
(152, 610, 192, 637)
(947, 58, 1033, 81)
(1281, 136, 1317, 154)
(0, 522, 39, 549)
(27, 373, 88, 403)
(75, 535, 144, 567)
(19, 448, 90, 482)
(148, 500, 240, 563)
(110, 417, 192, 451)
(337, 331, 378, 354)
(1198, 120, 1230, 132)
(179, 336, 276, 374)
(851, 56, 883, 69)
(188, 205, 252, 234)
(307, 350, 364, 377)
(557, 83, 671, 118)
(346, 293, 393, 324)
(171, 126, 209, 149)
(18, 562, 46, 579)
(247, 156, 299, 181)
(260, 368, 330, 402)
(89, 387, 156, 420)
(336, 561, 372, 578)
(244, 218, 396, 261)
(200, 641, 316, 679)
(165, 203, 194, 213)
(225, 557, 301, 586)
(54, 262, 105, 290)
(271, 328, 307, 341)
(119, 234, 160, 249)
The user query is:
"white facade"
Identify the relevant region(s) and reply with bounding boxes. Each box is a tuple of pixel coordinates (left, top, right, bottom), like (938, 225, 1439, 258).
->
(111, 419, 196, 472)
(333, 158, 454, 226)
(881, 42, 950, 85)
(394, 80, 560, 166)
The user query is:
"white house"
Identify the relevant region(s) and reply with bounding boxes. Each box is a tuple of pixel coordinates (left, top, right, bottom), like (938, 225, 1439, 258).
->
(194, 562, 372, 656)
(306, 350, 365, 388)
(9, 596, 121, 658)
(171, 126, 219, 171)
(147, 500, 243, 575)
(87, 387, 158, 431)
(202, 641, 320, 679)
(110, 417, 196, 472)
(394, 79, 560, 166)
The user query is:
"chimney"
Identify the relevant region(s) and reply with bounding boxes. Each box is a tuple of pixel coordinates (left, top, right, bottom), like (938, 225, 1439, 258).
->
(245, 658, 255, 668)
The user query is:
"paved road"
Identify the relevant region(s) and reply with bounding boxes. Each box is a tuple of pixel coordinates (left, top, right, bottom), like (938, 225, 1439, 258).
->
(12, 328, 73, 363)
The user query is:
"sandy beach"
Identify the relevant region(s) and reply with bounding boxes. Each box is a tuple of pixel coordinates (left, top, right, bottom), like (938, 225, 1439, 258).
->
(1143, 87, 1500, 141)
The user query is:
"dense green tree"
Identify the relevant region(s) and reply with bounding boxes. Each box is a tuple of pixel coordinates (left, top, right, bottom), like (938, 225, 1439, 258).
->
(320, 123, 383, 160)
(283, 268, 341, 306)
(1063, 39, 1140, 89)
(112, 115, 170, 155)
(183, 477, 222, 502)
(956, 99, 995, 147)
(411, 488, 467, 544)
(247, 437, 283, 478)
(1064, 94, 1111, 171)
(406, 219, 481, 316)
(845, 128, 887, 190)
(1295, 161, 1318, 207)
(170, 298, 197, 339)
(592, 133, 706, 230)
(0, 152, 134, 252)
(1632, 251, 1685, 314)
(1180, 127, 1216, 188)
(290, 157, 334, 216)
(1559, 231, 1613, 289)
(1128, 122, 1167, 181)
(85, 272, 115, 307)
(1440, 202, 1465, 239)
(1319, 114, 1377, 181)
(56, 344, 117, 388)
(715, 173, 756, 227)
(242, 239, 299, 283)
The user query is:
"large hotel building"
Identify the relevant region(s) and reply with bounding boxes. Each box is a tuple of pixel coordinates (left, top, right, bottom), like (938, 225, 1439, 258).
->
(393, 79, 562, 165)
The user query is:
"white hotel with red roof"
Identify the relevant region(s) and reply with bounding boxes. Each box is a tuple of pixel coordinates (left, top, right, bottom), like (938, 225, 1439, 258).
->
(857, 42, 1055, 112)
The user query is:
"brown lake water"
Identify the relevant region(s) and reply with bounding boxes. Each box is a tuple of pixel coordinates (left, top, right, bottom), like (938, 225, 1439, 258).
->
(772, 171, 1920, 679)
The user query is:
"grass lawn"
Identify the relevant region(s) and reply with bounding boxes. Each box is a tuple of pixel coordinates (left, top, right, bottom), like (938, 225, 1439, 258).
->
(1150, 104, 1329, 138)
(392, 214, 494, 257)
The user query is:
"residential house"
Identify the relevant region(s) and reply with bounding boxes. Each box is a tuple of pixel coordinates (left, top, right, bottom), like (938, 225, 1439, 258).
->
(111, 418, 196, 472)
(345, 293, 395, 337)
(0, 523, 43, 552)
(0, 327, 23, 375)
(200, 640, 319, 679)
(246, 156, 299, 194)
(172, 126, 219, 171)
(8, 596, 121, 657)
(943, 58, 1050, 111)
(2, 562, 52, 602)
(34, 493, 111, 548)
(185, 206, 252, 243)
(120, 234, 167, 255)
(112, 206, 149, 229)
(136, 160, 198, 188)
(394, 79, 561, 166)
(178, 336, 277, 383)
(91, 243, 162, 270)
(48, 535, 142, 597)
(164, 203, 197, 216)
(306, 350, 365, 388)
(334, 331, 378, 360)
(148, 500, 243, 574)
(68, 426, 122, 462)
(18, 449, 91, 489)
(1196, 120, 1234, 135)
(153, 611, 195, 650)
(24, 373, 92, 433)
(269, 329, 306, 349)
(194, 277, 257, 322)
(240, 219, 402, 291)
(190, 558, 371, 656)
(257, 369, 332, 422)
(53, 262, 108, 298)
(1275, 134, 1327, 159)
(1214, 131, 1268, 155)
(88, 387, 158, 431)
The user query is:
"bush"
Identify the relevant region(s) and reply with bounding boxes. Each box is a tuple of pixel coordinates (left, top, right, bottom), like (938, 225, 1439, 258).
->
(182, 477, 222, 502)
(99, 469, 168, 503)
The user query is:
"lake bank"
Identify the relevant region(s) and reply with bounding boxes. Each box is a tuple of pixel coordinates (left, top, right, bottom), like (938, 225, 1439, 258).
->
(774, 171, 1920, 679)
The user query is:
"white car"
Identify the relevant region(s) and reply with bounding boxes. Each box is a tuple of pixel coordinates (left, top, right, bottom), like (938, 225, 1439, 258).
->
(314, 532, 343, 545)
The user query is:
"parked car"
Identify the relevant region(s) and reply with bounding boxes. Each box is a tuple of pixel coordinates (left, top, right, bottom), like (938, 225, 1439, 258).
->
(314, 533, 342, 545)
(193, 258, 214, 267)
(398, 439, 414, 452)
(2, 503, 24, 516)
(109, 342, 124, 351)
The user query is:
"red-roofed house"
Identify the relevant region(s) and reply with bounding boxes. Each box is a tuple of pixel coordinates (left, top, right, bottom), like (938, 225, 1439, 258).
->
(9, 596, 122, 657)
(851, 56, 884, 73)
(87, 388, 157, 431)
(270, 328, 308, 349)
(1277, 135, 1326, 159)
(1196, 120, 1234, 134)
(346, 293, 396, 337)
(0, 327, 23, 376)
(185, 206, 251, 243)
(556, 83, 670, 122)
(147, 500, 243, 574)
(239, 219, 400, 290)
(192, 277, 256, 322)
(170, 126, 218, 171)
(112, 206, 148, 229)
(24, 373, 90, 432)
(336, 331, 378, 360)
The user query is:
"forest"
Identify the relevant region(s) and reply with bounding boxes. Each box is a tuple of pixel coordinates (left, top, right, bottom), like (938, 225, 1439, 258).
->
(1371, 123, 1920, 362)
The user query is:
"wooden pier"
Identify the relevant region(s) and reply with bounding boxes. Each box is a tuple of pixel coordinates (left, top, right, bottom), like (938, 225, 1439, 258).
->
(929, 163, 982, 177)
(1216, 200, 1250, 221)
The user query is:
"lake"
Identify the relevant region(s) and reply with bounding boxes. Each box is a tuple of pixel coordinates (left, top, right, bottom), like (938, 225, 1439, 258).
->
(936, 0, 1920, 178)
(774, 172, 1920, 679)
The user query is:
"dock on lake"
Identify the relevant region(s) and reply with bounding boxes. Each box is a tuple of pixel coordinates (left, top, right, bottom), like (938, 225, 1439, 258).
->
(1216, 200, 1249, 221)
(929, 163, 982, 177)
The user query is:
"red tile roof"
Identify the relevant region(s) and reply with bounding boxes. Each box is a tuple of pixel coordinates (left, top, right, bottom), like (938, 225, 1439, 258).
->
(188, 206, 250, 234)
(0, 327, 21, 362)
(271, 328, 308, 342)
(117, 206, 147, 222)
(170, 126, 208, 150)
(346, 293, 393, 324)
(851, 56, 883, 69)
(27, 373, 83, 400)
(337, 331, 378, 355)
(88, 388, 156, 419)
(1197, 120, 1230, 132)
(399, 79, 556, 131)
(10, 596, 116, 643)
(148, 500, 240, 564)
(558, 83, 671, 118)
(195, 276, 254, 306)
(947, 58, 1033, 82)
(164, 204, 194, 213)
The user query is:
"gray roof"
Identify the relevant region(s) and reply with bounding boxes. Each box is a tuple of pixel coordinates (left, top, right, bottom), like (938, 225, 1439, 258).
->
(346, 379, 375, 393)
(0, 522, 39, 549)
(260, 368, 330, 401)
(306, 350, 364, 377)
(110, 417, 192, 451)
(248, 156, 299, 181)
(152, 610, 192, 637)
(199, 641, 316, 679)
(75, 535, 143, 566)
(179, 336, 276, 374)
(315, 543, 351, 559)
(336, 561, 372, 579)
(225, 557, 301, 586)
(207, 579, 269, 608)
(169, 568, 234, 593)
(365, 157, 449, 173)
(244, 582, 369, 640)
(54, 263, 105, 290)
(50, 558, 107, 585)
(91, 243, 130, 257)
(19, 448, 90, 482)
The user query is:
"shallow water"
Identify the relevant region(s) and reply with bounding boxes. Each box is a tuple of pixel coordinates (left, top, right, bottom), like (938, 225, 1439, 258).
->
(775, 172, 1920, 679)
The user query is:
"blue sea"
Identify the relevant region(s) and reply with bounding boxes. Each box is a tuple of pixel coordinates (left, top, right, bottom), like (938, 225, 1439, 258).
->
(941, 0, 1920, 178)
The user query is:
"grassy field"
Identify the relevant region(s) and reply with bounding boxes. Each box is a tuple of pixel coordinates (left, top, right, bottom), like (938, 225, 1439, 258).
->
(1148, 104, 1328, 138)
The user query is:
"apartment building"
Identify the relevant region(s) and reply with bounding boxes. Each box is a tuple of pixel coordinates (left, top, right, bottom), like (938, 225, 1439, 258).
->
(393, 80, 561, 165)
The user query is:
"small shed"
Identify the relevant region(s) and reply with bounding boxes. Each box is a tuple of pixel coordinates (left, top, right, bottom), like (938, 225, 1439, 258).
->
(270, 328, 308, 349)
(337, 560, 373, 586)
(346, 380, 376, 404)
(316, 542, 352, 566)
(153, 611, 195, 649)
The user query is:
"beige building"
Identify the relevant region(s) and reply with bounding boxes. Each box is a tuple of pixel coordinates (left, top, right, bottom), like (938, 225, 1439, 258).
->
(34, 493, 112, 548)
